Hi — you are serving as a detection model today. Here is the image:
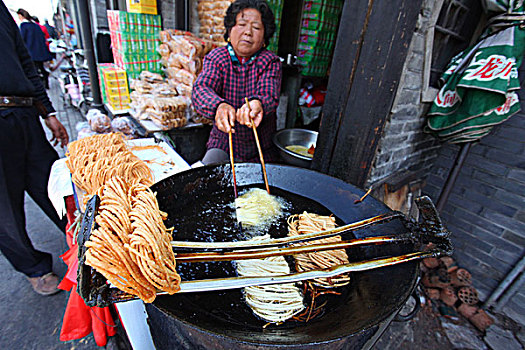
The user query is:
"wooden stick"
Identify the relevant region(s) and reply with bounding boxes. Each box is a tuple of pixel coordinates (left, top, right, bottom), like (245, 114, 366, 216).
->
(171, 212, 402, 250)
(354, 187, 372, 204)
(228, 131, 238, 198)
(174, 235, 411, 263)
(245, 97, 270, 194)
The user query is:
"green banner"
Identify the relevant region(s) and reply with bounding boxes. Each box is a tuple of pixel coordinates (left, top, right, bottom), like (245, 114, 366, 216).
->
(426, 13, 525, 143)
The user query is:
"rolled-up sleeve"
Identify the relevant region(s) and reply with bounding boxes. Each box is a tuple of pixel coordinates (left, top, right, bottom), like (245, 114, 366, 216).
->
(191, 53, 226, 120)
(251, 57, 281, 116)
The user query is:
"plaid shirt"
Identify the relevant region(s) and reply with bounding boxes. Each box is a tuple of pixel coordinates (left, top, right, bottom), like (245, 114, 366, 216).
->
(192, 44, 282, 162)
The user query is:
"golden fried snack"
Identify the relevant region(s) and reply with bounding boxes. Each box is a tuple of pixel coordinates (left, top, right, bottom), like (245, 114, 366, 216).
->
(128, 183, 180, 294)
(85, 177, 181, 303)
(65, 133, 153, 195)
(288, 212, 351, 288)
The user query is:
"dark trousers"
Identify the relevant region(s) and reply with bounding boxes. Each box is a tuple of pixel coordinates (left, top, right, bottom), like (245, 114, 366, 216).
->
(0, 107, 67, 277)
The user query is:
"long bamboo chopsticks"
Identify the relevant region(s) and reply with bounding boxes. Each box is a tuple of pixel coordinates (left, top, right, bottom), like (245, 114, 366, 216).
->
(245, 97, 270, 194)
(171, 212, 403, 250)
(227, 98, 271, 199)
(228, 131, 238, 198)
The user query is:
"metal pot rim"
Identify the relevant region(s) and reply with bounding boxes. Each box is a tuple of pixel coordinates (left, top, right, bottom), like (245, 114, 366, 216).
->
(273, 128, 318, 162)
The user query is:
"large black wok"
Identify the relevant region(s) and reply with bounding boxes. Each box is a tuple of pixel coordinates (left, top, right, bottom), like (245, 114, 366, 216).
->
(145, 163, 420, 348)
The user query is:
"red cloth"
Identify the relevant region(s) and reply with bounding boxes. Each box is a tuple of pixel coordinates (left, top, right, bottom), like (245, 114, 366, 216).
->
(37, 23, 50, 49)
(60, 289, 116, 346)
(59, 195, 117, 346)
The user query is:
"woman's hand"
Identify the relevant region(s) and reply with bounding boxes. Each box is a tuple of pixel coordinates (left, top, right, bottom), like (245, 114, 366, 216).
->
(236, 99, 263, 128)
(215, 102, 236, 133)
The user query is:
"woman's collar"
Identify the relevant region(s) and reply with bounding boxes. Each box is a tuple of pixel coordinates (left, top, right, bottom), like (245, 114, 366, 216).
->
(227, 43, 263, 66)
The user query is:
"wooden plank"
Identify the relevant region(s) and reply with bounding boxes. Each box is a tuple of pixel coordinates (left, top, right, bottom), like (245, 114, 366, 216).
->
(312, 0, 423, 188)
(312, 0, 373, 173)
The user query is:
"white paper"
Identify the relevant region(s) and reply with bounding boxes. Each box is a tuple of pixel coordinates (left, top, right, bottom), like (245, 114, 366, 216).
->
(47, 158, 74, 218)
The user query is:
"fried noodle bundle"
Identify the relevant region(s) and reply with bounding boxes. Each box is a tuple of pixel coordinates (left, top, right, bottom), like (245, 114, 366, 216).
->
(234, 188, 282, 227)
(236, 235, 305, 324)
(85, 177, 180, 303)
(66, 133, 153, 195)
(288, 212, 351, 288)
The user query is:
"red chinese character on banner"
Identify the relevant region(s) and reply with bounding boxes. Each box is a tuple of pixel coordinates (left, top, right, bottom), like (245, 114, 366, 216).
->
(464, 55, 515, 81)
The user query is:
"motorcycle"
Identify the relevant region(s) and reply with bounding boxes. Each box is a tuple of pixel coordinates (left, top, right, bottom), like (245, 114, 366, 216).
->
(50, 40, 92, 116)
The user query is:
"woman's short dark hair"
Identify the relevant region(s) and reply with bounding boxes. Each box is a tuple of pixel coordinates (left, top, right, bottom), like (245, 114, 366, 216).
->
(17, 9, 33, 21)
(224, 0, 276, 46)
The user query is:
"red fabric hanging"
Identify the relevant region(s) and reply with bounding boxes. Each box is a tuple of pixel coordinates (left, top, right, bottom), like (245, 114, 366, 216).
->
(58, 196, 117, 346)
(60, 288, 116, 346)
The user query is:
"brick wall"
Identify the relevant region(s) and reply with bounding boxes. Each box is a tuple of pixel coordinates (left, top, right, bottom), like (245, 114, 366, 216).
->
(424, 103, 525, 324)
(423, 51, 525, 324)
(367, 0, 441, 186)
(159, 0, 177, 29)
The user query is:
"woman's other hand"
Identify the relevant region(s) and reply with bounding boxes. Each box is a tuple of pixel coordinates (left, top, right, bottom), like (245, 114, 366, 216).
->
(215, 102, 236, 133)
(236, 99, 263, 128)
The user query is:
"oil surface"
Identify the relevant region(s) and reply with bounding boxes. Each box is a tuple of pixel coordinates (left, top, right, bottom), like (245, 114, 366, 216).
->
(159, 185, 352, 330)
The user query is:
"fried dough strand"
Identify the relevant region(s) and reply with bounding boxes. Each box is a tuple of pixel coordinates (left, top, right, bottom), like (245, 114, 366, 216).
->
(85, 177, 180, 303)
(65, 133, 153, 195)
(288, 212, 351, 288)
(128, 183, 180, 294)
(236, 235, 305, 323)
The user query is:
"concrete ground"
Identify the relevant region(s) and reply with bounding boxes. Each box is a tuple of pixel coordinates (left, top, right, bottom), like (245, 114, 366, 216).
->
(376, 296, 525, 350)
(1, 73, 523, 349)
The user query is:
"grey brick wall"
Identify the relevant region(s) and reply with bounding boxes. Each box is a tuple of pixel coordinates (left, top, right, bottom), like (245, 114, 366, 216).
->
(424, 97, 525, 324)
(368, 0, 441, 186)
(159, 0, 177, 29)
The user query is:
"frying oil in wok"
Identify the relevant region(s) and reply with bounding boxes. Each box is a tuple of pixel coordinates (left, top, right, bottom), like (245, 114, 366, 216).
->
(159, 185, 352, 330)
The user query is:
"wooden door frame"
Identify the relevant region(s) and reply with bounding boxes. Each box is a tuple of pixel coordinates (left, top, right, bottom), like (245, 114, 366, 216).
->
(312, 0, 423, 188)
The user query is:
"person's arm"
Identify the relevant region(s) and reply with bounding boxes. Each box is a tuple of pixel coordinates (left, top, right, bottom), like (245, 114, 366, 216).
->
(191, 52, 227, 120)
(237, 56, 282, 127)
(251, 56, 282, 114)
(19, 22, 28, 42)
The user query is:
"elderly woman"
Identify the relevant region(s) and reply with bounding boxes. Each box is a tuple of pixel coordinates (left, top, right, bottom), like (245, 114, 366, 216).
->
(192, 0, 282, 164)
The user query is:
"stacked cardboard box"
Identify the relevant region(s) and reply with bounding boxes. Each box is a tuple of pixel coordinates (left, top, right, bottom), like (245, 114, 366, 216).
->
(297, 0, 344, 77)
(126, 0, 157, 15)
(99, 64, 131, 111)
(107, 10, 163, 80)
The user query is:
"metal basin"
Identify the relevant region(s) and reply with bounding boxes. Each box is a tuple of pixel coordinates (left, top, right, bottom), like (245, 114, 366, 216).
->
(273, 129, 317, 168)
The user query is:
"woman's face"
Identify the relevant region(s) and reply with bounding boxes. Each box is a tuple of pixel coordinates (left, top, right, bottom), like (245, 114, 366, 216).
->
(229, 8, 265, 58)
